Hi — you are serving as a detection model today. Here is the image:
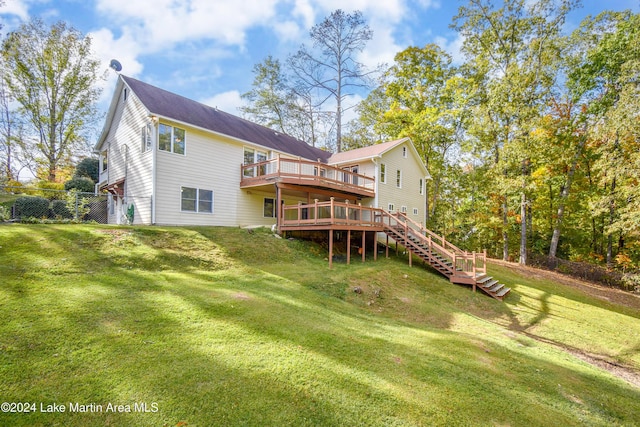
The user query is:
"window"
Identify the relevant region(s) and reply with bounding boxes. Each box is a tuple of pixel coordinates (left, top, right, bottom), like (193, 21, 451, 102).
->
(243, 147, 268, 177)
(402, 146, 407, 158)
(419, 178, 424, 195)
(413, 208, 419, 215)
(388, 203, 395, 212)
(396, 169, 402, 188)
(401, 206, 407, 213)
(159, 123, 186, 155)
(264, 198, 275, 218)
(123, 88, 128, 102)
(380, 163, 386, 184)
(101, 150, 108, 172)
(181, 187, 213, 213)
(141, 124, 153, 152)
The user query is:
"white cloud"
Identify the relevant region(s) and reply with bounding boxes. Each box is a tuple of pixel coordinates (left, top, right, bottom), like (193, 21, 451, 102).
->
(200, 90, 245, 114)
(2, 0, 29, 20)
(95, 0, 280, 51)
(434, 33, 465, 64)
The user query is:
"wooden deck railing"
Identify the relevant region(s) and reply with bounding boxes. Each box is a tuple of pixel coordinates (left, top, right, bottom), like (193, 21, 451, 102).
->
(240, 157, 375, 197)
(281, 199, 381, 228)
(390, 211, 487, 280)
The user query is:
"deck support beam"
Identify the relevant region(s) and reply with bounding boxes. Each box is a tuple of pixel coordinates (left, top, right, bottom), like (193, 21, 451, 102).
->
(362, 231, 366, 262)
(347, 230, 351, 264)
(329, 230, 334, 269)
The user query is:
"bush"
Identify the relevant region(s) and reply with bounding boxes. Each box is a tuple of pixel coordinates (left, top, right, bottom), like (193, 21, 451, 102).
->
(51, 199, 73, 219)
(13, 196, 50, 219)
(0, 205, 9, 221)
(64, 177, 95, 193)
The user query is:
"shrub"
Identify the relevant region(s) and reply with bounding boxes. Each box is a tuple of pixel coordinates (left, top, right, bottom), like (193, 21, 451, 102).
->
(13, 196, 50, 219)
(64, 177, 95, 193)
(51, 199, 73, 219)
(0, 205, 9, 221)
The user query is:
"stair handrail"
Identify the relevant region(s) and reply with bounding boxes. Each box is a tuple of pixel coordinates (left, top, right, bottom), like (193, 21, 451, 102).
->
(394, 212, 465, 255)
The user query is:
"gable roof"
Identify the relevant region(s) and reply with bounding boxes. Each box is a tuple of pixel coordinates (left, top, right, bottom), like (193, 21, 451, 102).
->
(328, 137, 430, 178)
(328, 138, 410, 164)
(100, 75, 331, 162)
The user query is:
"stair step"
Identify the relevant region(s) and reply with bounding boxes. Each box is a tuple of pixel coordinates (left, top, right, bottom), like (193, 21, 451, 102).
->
(479, 279, 498, 289)
(476, 276, 493, 285)
(496, 287, 511, 298)
(487, 283, 504, 293)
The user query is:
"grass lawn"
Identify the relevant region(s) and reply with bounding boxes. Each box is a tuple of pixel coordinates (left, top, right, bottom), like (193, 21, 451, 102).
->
(1, 224, 639, 426)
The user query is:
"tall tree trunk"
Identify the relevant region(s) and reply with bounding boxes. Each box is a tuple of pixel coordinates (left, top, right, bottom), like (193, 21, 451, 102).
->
(549, 137, 586, 258)
(519, 193, 527, 264)
(607, 177, 617, 266)
(502, 197, 509, 261)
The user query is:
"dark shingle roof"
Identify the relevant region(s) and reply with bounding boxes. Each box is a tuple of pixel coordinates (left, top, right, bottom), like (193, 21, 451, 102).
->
(122, 75, 331, 162)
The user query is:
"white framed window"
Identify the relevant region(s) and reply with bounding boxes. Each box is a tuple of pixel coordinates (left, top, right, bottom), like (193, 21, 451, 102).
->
(101, 150, 108, 172)
(243, 147, 268, 177)
(419, 178, 424, 195)
(401, 206, 407, 213)
(388, 203, 395, 212)
(380, 163, 386, 184)
(181, 187, 213, 213)
(159, 123, 186, 155)
(396, 169, 402, 188)
(141, 123, 153, 152)
(402, 146, 407, 158)
(123, 88, 128, 102)
(413, 208, 419, 215)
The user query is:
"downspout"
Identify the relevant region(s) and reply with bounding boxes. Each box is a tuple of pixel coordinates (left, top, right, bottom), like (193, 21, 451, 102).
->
(371, 156, 381, 209)
(151, 117, 158, 225)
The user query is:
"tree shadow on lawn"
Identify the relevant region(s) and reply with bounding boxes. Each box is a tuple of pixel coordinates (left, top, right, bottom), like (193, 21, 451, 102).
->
(4, 225, 640, 425)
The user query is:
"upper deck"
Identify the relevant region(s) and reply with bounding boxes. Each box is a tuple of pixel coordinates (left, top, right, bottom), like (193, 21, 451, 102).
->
(240, 157, 375, 198)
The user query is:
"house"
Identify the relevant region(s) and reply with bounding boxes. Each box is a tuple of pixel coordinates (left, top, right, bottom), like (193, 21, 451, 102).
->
(95, 75, 429, 229)
(94, 75, 510, 300)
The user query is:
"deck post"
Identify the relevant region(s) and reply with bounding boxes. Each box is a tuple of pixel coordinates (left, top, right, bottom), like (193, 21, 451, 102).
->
(330, 197, 335, 222)
(408, 249, 412, 267)
(362, 231, 366, 262)
(275, 184, 281, 231)
(329, 230, 334, 269)
(374, 234, 378, 261)
(347, 230, 351, 264)
(386, 234, 389, 258)
(314, 199, 319, 224)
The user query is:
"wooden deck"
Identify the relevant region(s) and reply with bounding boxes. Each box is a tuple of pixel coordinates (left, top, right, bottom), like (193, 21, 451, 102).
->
(240, 157, 375, 198)
(279, 200, 511, 300)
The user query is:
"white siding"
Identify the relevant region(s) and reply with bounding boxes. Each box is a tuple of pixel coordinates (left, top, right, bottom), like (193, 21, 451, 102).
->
(154, 124, 239, 226)
(98, 87, 154, 224)
(376, 141, 426, 224)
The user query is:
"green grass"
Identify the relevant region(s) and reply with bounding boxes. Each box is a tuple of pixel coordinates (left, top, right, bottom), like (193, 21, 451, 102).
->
(1, 224, 639, 426)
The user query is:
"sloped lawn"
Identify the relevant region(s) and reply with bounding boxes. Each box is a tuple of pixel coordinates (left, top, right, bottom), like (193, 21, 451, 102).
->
(0, 224, 639, 426)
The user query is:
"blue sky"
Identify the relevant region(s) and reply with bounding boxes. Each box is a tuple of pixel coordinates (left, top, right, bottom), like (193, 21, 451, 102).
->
(1, 0, 638, 117)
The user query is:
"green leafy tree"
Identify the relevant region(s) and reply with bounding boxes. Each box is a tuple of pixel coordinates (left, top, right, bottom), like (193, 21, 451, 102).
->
(452, 0, 578, 263)
(2, 19, 103, 182)
(73, 157, 99, 182)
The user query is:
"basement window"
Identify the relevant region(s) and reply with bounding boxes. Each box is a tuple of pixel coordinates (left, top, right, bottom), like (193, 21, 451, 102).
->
(181, 187, 213, 213)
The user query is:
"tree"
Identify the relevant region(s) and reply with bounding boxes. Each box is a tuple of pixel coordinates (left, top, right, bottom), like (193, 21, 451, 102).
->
(288, 9, 376, 152)
(74, 157, 99, 182)
(240, 56, 331, 147)
(2, 19, 103, 182)
(452, 0, 578, 263)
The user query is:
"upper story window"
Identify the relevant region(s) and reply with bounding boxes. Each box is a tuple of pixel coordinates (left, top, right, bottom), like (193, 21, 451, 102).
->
(402, 146, 407, 158)
(243, 147, 268, 177)
(396, 169, 402, 188)
(159, 123, 185, 155)
(101, 150, 108, 172)
(380, 163, 386, 184)
(141, 124, 153, 152)
(419, 178, 424, 195)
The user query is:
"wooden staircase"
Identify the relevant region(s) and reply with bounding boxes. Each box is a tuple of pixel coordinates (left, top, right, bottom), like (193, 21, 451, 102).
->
(380, 211, 511, 301)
